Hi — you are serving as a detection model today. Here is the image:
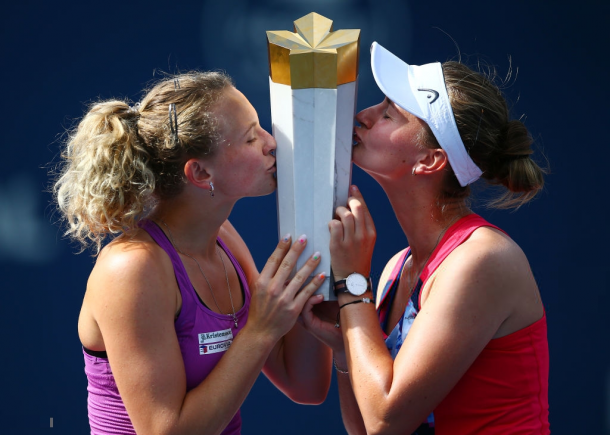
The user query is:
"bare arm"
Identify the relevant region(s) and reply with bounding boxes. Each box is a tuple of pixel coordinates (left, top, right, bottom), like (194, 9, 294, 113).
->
(90, 234, 324, 435)
(331, 250, 407, 435)
(337, 243, 515, 434)
(263, 318, 333, 404)
(220, 221, 333, 404)
(329, 350, 365, 435)
(330, 189, 529, 434)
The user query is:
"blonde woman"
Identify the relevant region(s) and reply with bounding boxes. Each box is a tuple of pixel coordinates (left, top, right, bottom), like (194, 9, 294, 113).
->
(54, 72, 331, 435)
(303, 43, 549, 434)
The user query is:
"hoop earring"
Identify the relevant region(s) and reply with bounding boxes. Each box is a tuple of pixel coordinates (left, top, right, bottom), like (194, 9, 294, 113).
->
(209, 181, 215, 197)
(412, 167, 416, 176)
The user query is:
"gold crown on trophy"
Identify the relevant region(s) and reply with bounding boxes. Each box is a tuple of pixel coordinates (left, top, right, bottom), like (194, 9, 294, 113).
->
(266, 12, 360, 89)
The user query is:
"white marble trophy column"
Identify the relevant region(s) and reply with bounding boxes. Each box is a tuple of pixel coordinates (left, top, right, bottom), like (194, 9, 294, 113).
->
(267, 13, 360, 300)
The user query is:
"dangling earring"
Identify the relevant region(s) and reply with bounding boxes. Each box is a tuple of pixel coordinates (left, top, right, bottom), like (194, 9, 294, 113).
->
(209, 181, 215, 197)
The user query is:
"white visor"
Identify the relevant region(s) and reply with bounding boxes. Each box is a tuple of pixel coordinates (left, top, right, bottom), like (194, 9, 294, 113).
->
(370, 42, 482, 186)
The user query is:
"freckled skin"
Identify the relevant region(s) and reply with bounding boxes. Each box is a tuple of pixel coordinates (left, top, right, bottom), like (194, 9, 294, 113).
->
(206, 87, 277, 199)
(353, 98, 428, 181)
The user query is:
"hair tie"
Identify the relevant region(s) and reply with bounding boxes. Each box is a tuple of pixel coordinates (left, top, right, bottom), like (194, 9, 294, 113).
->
(128, 102, 141, 114)
(510, 154, 530, 162)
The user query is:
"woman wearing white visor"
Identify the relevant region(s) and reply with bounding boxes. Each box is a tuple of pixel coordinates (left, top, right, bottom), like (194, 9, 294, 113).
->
(302, 43, 549, 434)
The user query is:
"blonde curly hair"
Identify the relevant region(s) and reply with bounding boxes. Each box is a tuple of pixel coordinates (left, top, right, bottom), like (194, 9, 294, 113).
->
(53, 71, 233, 253)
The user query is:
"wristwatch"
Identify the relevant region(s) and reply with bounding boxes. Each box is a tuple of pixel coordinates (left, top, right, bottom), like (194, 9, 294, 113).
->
(334, 273, 372, 297)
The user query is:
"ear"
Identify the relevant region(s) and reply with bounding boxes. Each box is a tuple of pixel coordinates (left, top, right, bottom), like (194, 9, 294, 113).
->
(184, 158, 213, 190)
(413, 148, 449, 177)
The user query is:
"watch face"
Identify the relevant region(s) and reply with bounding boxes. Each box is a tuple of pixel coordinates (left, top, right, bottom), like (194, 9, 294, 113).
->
(346, 273, 368, 296)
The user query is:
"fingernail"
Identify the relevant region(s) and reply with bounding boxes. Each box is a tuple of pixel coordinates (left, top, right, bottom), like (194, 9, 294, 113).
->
(312, 251, 321, 260)
(282, 233, 291, 243)
(298, 234, 307, 244)
(317, 294, 324, 299)
(351, 185, 358, 192)
(318, 272, 326, 280)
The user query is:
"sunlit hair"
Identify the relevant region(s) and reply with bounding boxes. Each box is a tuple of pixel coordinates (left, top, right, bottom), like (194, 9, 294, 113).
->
(418, 61, 546, 209)
(53, 71, 234, 253)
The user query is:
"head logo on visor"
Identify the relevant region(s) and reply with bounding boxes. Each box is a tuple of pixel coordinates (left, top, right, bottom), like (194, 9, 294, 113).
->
(417, 88, 440, 104)
(370, 42, 482, 186)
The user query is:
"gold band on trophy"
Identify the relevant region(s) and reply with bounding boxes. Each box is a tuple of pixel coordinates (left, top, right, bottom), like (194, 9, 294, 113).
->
(267, 12, 360, 89)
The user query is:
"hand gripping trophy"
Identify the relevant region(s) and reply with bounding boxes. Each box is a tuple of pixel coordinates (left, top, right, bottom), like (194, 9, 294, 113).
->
(267, 13, 360, 300)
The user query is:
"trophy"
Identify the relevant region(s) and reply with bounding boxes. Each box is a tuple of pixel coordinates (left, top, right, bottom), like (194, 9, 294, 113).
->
(267, 13, 360, 300)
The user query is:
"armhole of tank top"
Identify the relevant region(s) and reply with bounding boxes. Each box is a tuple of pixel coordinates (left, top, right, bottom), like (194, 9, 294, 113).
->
(377, 249, 410, 306)
(83, 346, 108, 359)
(379, 250, 411, 332)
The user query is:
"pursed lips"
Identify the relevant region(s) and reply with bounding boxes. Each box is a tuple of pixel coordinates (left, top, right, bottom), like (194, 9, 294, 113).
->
(353, 128, 362, 146)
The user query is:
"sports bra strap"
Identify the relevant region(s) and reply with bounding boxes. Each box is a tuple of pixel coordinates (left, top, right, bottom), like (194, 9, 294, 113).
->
(377, 248, 411, 309)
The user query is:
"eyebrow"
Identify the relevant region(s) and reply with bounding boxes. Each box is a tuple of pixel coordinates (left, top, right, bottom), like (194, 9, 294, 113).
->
(242, 121, 257, 138)
(385, 98, 407, 118)
(385, 97, 398, 110)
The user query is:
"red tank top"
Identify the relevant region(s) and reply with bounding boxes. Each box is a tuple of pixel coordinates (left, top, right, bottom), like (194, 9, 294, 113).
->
(380, 214, 550, 434)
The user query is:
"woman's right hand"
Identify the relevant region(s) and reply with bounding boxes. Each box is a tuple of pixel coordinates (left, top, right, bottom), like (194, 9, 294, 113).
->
(300, 297, 344, 353)
(247, 235, 325, 343)
(329, 185, 376, 281)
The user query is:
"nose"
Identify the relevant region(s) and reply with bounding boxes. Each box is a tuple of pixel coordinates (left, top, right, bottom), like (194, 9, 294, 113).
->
(355, 106, 374, 130)
(262, 128, 277, 156)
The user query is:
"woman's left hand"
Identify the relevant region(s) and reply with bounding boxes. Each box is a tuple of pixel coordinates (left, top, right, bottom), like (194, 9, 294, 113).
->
(329, 185, 376, 280)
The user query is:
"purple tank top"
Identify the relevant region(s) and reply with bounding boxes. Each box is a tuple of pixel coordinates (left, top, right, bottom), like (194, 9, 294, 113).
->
(84, 220, 251, 434)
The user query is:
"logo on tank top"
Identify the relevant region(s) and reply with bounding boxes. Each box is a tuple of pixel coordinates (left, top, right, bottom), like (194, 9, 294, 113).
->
(198, 328, 233, 355)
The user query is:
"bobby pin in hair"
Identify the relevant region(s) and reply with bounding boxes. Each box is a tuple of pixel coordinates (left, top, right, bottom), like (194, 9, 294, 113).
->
(168, 103, 179, 144)
(174, 78, 181, 90)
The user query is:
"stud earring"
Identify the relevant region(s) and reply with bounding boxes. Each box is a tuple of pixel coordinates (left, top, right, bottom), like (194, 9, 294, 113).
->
(209, 181, 215, 197)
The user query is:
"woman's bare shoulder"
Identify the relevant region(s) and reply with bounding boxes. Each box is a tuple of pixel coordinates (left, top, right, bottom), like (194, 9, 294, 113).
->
(94, 231, 165, 273)
(429, 225, 533, 308)
(78, 229, 178, 354)
(87, 230, 175, 307)
(459, 226, 527, 271)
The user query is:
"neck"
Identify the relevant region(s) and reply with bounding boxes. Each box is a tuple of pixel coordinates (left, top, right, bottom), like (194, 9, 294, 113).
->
(374, 175, 469, 267)
(149, 186, 236, 260)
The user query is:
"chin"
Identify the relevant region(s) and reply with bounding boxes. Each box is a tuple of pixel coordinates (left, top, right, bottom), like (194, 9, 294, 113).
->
(351, 147, 367, 170)
(264, 184, 277, 196)
(268, 177, 278, 193)
(352, 142, 366, 161)
(352, 156, 384, 180)
(250, 180, 277, 198)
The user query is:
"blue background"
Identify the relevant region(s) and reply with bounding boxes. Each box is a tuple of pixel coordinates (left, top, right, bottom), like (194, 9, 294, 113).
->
(1, 0, 608, 433)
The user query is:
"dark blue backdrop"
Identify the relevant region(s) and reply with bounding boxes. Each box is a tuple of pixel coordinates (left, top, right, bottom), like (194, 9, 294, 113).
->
(1, 1, 608, 434)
